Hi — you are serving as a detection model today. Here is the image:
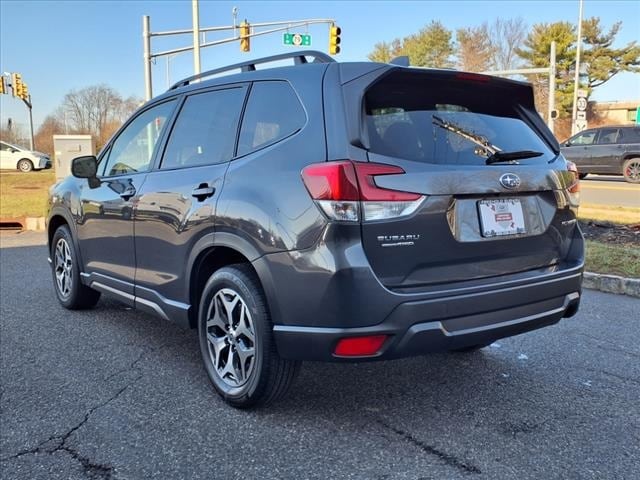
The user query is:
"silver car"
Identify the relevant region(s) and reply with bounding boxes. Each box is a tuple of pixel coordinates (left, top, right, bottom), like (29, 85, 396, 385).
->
(0, 141, 51, 172)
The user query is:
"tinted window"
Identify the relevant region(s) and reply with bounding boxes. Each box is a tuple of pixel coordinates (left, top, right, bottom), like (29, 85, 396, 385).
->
(619, 127, 640, 144)
(237, 81, 305, 156)
(364, 73, 554, 165)
(571, 131, 596, 145)
(597, 128, 619, 145)
(102, 100, 175, 177)
(161, 88, 245, 169)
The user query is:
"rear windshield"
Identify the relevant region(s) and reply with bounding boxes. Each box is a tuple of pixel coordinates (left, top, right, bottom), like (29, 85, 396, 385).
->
(364, 71, 555, 165)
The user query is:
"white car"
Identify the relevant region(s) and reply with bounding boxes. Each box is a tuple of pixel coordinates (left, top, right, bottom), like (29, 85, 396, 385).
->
(0, 141, 51, 172)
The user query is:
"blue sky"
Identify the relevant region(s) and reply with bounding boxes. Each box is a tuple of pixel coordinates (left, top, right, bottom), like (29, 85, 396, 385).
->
(1, 0, 639, 133)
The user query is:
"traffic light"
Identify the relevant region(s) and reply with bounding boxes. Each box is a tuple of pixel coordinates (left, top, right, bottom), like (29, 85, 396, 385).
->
(21, 82, 29, 100)
(0, 76, 6, 95)
(329, 24, 341, 55)
(240, 21, 250, 52)
(11, 73, 22, 98)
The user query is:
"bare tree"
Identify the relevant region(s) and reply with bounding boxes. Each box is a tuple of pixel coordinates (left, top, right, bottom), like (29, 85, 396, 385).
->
(457, 23, 495, 71)
(489, 18, 528, 71)
(34, 115, 65, 156)
(60, 85, 140, 147)
(0, 124, 27, 147)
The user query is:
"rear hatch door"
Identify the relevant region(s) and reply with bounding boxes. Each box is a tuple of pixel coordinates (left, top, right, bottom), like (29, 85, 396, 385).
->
(351, 68, 578, 289)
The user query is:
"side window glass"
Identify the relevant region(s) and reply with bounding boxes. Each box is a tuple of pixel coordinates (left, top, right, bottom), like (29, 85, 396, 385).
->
(237, 81, 306, 156)
(102, 100, 175, 177)
(571, 131, 596, 145)
(597, 129, 619, 145)
(161, 88, 245, 169)
(621, 128, 640, 144)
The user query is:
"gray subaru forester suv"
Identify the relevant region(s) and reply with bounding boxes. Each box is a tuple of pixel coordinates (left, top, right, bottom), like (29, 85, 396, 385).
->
(47, 51, 584, 408)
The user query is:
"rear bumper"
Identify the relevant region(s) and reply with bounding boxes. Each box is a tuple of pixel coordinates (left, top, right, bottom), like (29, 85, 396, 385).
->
(273, 270, 582, 361)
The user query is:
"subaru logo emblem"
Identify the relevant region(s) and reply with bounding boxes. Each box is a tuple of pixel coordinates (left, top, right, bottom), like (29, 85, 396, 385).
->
(500, 173, 521, 189)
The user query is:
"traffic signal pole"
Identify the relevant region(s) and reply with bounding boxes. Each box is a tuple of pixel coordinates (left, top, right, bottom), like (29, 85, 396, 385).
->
(1, 73, 35, 149)
(142, 12, 336, 100)
(25, 96, 34, 150)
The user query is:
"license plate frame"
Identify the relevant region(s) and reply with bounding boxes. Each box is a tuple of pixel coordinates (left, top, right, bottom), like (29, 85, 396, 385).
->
(478, 198, 526, 238)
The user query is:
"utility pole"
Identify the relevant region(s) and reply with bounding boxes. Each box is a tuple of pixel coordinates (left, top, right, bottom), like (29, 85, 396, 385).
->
(143, 15, 152, 101)
(571, 0, 584, 135)
(548, 41, 557, 135)
(192, 0, 201, 77)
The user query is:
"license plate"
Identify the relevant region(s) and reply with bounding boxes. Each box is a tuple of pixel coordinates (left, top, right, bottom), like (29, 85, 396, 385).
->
(478, 198, 526, 238)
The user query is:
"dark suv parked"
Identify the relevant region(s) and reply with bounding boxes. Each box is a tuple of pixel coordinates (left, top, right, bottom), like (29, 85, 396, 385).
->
(47, 52, 584, 408)
(561, 125, 640, 183)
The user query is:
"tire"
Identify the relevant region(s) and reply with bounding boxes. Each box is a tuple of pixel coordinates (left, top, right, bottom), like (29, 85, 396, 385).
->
(622, 158, 640, 183)
(578, 173, 588, 180)
(17, 159, 34, 172)
(198, 264, 300, 408)
(51, 225, 101, 309)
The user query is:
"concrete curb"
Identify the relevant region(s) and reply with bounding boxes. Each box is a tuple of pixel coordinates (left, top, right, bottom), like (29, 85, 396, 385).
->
(583, 272, 640, 298)
(0, 216, 45, 231)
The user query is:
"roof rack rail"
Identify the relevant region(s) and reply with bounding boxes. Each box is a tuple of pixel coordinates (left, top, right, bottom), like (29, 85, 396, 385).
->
(169, 50, 335, 91)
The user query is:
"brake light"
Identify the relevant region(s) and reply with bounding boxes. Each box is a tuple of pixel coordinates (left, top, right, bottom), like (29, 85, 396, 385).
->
(455, 72, 491, 83)
(334, 335, 388, 357)
(566, 161, 580, 193)
(301, 161, 425, 222)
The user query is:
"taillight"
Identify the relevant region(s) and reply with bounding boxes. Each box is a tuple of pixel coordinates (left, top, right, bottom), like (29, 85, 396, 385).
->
(301, 161, 425, 222)
(566, 161, 580, 206)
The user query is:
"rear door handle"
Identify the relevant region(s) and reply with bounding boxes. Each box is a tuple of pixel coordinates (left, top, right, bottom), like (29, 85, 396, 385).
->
(192, 183, 215, 201)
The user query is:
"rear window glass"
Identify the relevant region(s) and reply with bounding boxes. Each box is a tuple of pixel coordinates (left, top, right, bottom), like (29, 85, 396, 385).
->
(364, 72, 555, 165)
(237, 81, 305, 156)
(619, 127, 640, 144)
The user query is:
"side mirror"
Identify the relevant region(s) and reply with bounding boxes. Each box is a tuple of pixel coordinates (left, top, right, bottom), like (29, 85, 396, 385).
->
(564, 141, 571, 147)
(71, 155, 98, 178)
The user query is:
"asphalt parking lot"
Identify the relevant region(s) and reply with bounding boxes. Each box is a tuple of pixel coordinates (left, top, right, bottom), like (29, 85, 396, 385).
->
(1, 231, 639, 480)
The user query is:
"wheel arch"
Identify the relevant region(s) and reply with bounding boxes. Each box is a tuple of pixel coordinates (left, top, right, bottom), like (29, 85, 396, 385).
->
(188, 234, 267, 329)
(47, 209, 86, 271)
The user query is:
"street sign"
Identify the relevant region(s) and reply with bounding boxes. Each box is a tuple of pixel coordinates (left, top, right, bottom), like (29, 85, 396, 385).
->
(283, 33, 311, 47)
(576, 111, 587, 120)
(577, 97, 588, 111)
(575, 120, 588, 132)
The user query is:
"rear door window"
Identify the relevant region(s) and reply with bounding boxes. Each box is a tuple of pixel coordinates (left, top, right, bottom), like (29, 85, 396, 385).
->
(596, 128, 619, 145)
(364, 73, 555, 165)
(619, 128, 640, 144)
(161, 87, 246, 169)
(237, 81, 306, 156)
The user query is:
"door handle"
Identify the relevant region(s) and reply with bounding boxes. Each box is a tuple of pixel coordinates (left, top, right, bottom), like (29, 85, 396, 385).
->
(120, 186, 136, 200)
(192, 183, 215, 201)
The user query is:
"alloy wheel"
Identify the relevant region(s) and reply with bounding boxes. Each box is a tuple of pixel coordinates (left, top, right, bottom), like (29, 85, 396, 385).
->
(54, 238, 73, 298)
(626, 161, 640, 181)
(205, 288, 256, 387)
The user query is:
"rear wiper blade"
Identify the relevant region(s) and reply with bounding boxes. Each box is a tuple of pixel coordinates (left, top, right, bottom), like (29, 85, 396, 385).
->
(431, 115, 501, 156)
(485, 150, 543, 165)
